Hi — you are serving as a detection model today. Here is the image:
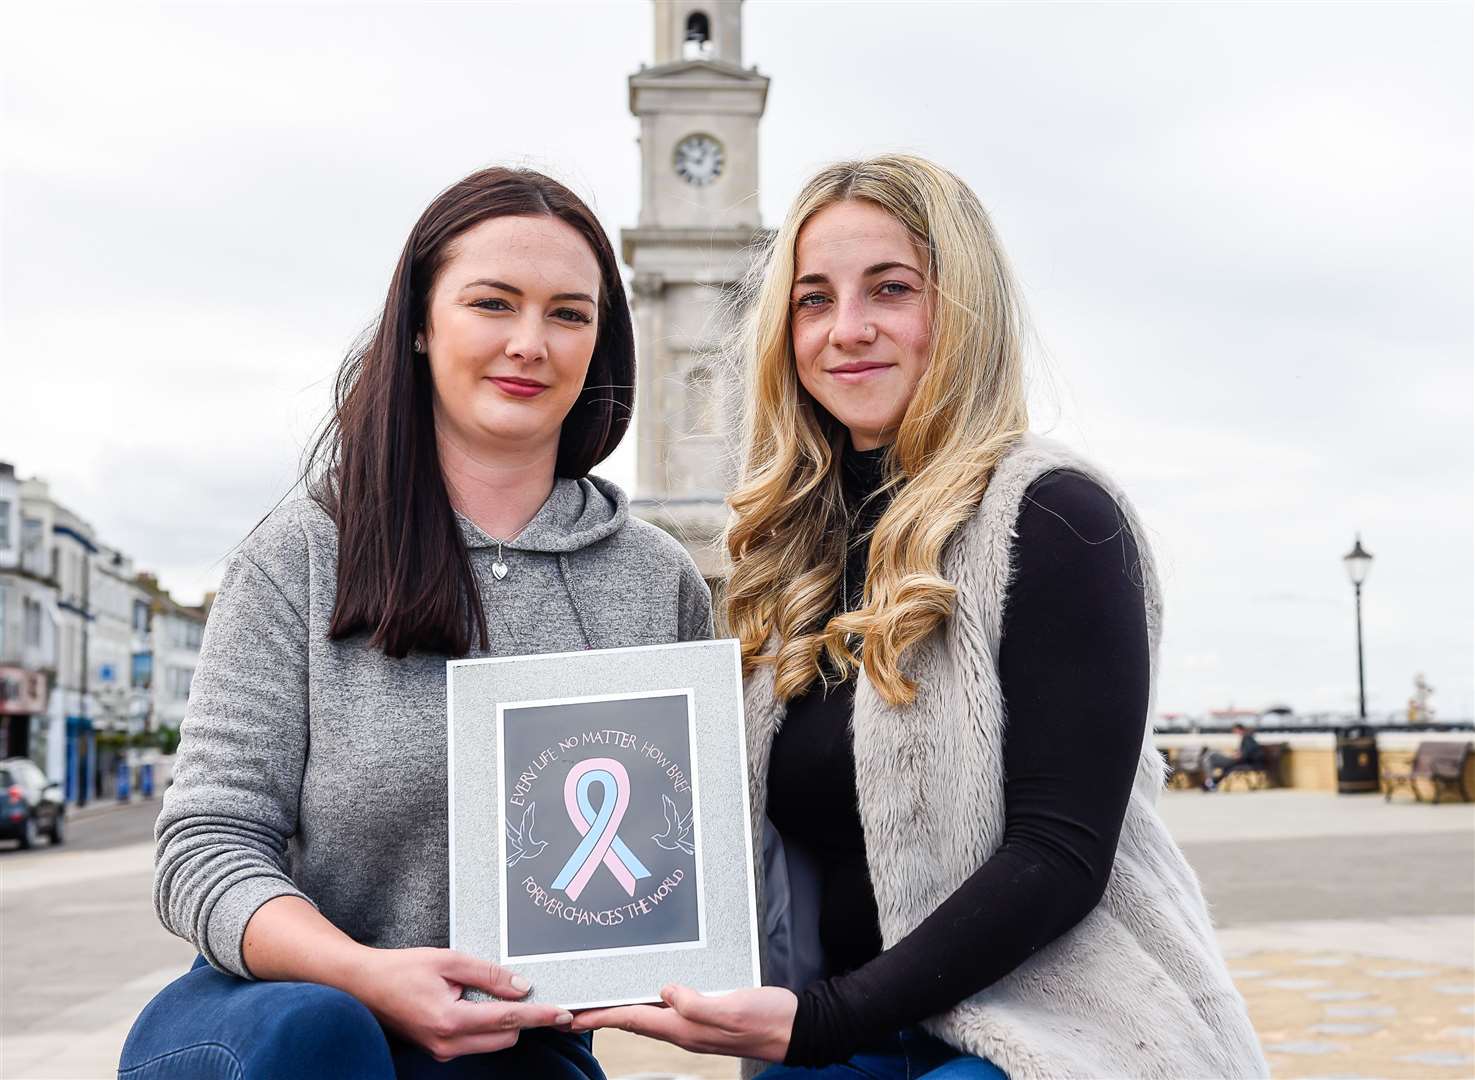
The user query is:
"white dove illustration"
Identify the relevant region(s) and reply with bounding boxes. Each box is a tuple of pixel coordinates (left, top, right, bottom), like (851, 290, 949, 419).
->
(652, 794, 694, 856)
(505, 802, 547, 868)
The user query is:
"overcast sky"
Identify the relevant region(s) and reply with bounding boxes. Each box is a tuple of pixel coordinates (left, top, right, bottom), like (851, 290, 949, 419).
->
(3, 2, 1470, 718)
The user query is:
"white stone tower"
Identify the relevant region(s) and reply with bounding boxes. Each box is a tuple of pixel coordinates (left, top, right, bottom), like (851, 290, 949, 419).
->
(623, 0, 769, 578)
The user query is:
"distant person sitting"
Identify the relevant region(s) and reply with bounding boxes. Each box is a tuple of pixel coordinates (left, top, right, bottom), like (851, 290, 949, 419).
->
(1203, 724, 1266, 790)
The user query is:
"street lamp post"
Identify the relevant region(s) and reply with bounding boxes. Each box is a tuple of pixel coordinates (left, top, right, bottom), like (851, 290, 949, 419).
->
(1342, 535, 1374, 720)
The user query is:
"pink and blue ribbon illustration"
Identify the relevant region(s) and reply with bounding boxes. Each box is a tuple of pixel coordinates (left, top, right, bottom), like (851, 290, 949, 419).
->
(551, 757, 652, 901)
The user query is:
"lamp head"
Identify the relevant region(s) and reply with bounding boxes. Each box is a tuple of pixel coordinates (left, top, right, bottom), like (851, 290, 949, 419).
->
(1343, 534, 1373, 587)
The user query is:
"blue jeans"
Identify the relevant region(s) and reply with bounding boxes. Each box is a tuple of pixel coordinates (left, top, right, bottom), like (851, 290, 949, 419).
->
(756, 1026, 1007, 1079)
(119, 956, 604, 1080)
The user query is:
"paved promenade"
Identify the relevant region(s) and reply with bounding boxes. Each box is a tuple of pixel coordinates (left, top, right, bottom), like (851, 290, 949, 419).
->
(1176, 790, 1474, 1079)
(1, 790, 1471, 1079)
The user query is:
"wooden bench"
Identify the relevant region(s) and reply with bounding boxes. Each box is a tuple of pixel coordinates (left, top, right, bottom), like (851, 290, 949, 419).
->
(1218, 742, 1288, 791)
(1382, 741, 1472, 803)
(1166, 746, 1209, 790)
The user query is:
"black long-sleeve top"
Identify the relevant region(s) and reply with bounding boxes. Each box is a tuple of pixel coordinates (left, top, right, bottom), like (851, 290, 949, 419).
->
(767, 443, 1149, 1066)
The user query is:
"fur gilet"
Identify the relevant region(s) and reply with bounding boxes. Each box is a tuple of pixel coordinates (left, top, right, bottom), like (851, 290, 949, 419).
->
(742, 434, 1268, 1079)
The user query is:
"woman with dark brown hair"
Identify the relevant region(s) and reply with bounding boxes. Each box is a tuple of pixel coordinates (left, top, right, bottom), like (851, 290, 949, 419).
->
(119, 168, 712, 1079)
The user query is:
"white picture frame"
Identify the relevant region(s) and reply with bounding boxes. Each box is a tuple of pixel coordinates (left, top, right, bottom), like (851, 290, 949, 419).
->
(448, 638, 759, 1009)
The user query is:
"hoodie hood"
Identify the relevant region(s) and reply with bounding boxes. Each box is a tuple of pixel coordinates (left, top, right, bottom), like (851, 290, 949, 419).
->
(453, 474, 628, 554)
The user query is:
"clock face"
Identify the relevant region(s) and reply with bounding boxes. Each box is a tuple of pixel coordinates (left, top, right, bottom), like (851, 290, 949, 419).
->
(674, 134, 724, 187)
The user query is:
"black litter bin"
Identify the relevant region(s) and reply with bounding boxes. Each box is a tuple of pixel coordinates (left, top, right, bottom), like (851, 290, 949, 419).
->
(1336, 725, 1380, 794)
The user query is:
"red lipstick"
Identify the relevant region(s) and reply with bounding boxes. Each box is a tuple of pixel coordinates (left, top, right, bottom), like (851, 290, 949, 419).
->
(487, 376, 548, 399)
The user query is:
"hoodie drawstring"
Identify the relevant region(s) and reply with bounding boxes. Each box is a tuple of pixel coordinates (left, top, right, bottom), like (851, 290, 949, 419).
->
(557, 553, 597, 650)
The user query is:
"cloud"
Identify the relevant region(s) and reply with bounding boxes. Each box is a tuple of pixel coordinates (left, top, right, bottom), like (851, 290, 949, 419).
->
(3, 1, 1469, 717)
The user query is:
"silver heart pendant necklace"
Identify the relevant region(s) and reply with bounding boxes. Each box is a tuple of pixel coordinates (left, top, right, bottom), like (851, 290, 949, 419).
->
(491, 540, 509, 581)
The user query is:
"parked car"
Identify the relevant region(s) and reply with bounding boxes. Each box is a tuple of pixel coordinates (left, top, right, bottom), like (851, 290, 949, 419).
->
(0, 757, 65, 849)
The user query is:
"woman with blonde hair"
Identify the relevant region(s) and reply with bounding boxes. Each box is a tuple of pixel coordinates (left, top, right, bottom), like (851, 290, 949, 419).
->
(575, 155, 1266, 1079)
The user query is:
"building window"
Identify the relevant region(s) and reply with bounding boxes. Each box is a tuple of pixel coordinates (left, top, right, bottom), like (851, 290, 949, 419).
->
(169, 619, 203, 650)
(0, 499, 10, 549)
(21, 518, 43, 575)
(132, 651, 153, 690)
(133, 599, 150, 634)
(167, 666, 194, 701)
(23, 597, 42, 648)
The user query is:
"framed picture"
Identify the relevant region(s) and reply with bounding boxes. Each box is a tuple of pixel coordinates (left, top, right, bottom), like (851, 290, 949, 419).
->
(448, 638, 759, 1009)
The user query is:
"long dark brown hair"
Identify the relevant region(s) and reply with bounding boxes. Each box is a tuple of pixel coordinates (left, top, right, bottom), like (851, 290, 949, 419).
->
(301, 167, 635, 659)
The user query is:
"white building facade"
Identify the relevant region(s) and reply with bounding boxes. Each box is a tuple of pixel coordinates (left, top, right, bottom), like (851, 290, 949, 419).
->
(0, 462, 58, 768)
(21, 478, 98, 797)
(1, 463, 205, 800)
(91, 545, 153, 736)
(148, 592, 204, 732)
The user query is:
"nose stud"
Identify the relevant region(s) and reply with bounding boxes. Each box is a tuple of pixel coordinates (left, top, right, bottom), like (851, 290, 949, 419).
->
(830, 325, 878, 348)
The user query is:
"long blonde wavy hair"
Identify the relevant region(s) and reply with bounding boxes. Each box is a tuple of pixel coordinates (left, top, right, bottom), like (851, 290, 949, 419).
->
(724, 154, 1029, 706)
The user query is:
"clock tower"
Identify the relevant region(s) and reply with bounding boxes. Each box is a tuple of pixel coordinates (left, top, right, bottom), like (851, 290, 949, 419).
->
(623, 0, 769, 579)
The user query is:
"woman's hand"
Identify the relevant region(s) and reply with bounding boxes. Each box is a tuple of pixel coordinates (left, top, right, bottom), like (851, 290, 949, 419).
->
(572, 984, 797, 1062)
(350, 947, 571, 1062)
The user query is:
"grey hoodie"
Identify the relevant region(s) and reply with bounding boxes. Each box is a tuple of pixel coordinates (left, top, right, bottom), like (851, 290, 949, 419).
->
(154, 476, 713, 978)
